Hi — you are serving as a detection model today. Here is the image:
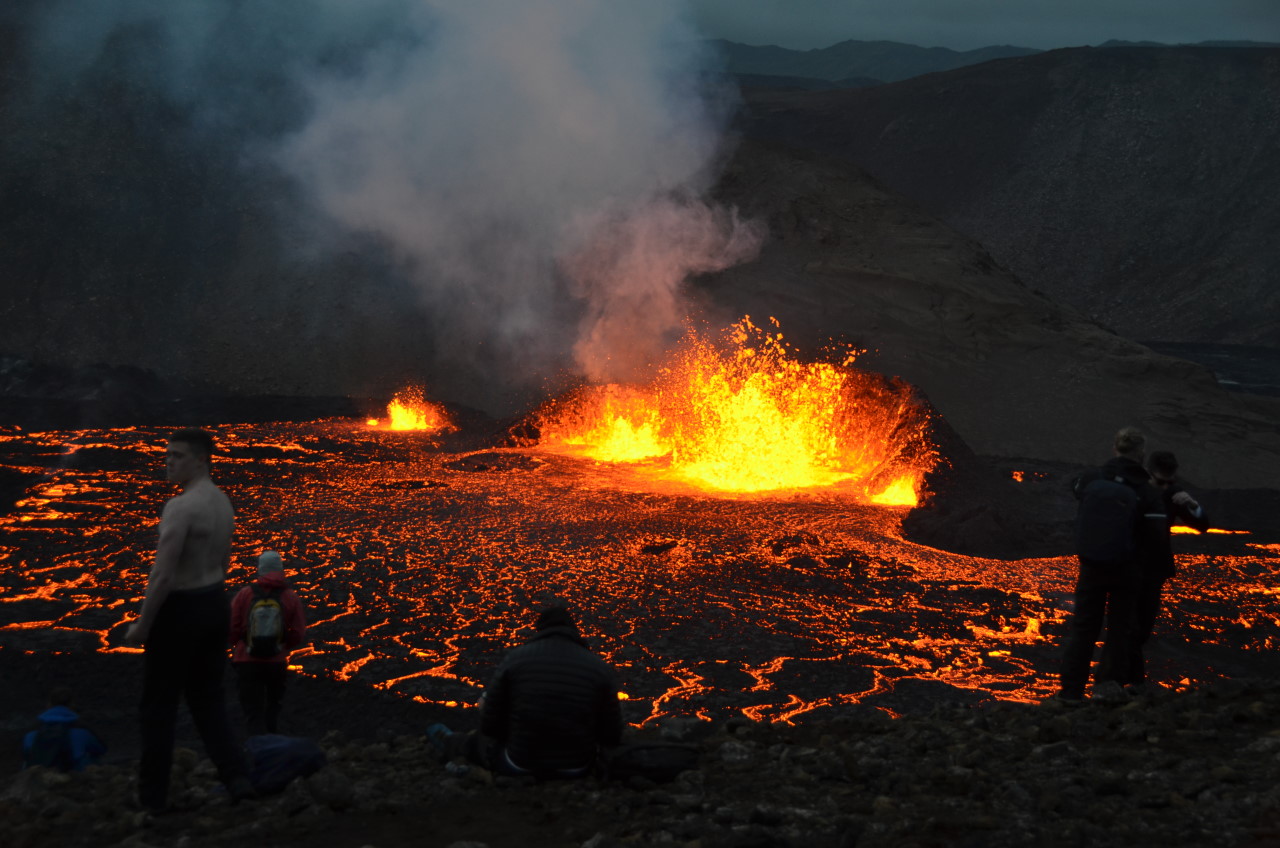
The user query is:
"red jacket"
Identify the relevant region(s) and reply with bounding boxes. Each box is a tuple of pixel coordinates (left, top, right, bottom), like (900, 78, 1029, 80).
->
(229, 572, 308, 663)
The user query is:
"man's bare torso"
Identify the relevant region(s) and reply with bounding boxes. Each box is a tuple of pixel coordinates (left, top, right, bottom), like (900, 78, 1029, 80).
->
(162, 478, 235, 590)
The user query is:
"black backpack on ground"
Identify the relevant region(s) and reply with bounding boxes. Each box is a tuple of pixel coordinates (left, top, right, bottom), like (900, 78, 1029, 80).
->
(1075, 474, 1142, 565)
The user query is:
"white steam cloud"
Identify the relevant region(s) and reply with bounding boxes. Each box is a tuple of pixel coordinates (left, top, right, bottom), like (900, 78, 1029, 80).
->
(17, 0, 762, 408)
(278, 0, 762, 394)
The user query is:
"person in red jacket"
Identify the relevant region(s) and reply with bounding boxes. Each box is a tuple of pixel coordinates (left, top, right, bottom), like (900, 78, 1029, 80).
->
(229, 551, 307, 735)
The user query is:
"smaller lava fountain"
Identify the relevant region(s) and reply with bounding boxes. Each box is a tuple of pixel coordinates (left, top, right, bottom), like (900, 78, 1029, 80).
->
(366, 386, 454, 433)
(534, 317, 937, 504)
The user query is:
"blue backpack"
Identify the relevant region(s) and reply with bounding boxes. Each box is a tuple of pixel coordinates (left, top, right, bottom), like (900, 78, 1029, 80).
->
(25, 723, 74, 771)
(1076, 475, 1141, 565)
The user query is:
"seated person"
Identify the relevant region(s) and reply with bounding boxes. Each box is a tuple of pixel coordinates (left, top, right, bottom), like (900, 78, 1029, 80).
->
(23, 687, 107, 772)
(433, 603, 623, 778)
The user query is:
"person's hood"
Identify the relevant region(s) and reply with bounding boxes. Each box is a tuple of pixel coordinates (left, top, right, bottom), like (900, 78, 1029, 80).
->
(256, 572, 288, 591)
(1101, 455, 1153, 487)
(38, 705, 80, 725)
(531, 624, 588, 648)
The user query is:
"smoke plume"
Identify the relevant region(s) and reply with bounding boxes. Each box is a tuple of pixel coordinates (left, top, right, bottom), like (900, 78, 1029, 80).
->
(3, 1, 761, 410)
(278, 0, 762, 397)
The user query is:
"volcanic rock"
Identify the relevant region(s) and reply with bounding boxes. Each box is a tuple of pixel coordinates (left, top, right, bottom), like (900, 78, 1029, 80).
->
(3, 676, 1278, 848)
(735, 45, 1280, 347)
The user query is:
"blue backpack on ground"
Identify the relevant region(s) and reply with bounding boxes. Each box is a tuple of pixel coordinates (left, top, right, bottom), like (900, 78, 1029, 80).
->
(246, 734, 327, 795)
(1075, 475, 1141, 565)
(25, 723, 74, 771)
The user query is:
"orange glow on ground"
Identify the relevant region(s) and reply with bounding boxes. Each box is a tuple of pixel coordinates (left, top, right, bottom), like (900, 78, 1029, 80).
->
(536, 318, 934, 504)
(366, 387, 454, 433)
(2, 422, 1276, 727)
(1172, 526, 1250, 535)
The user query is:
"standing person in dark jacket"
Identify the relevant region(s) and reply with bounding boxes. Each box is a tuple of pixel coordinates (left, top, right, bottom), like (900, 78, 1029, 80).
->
(229, 550, 308, 735)
(1126, 450, 1211, 691)
(1053, 427, 1167, 704)
(433, 603, 623, 778)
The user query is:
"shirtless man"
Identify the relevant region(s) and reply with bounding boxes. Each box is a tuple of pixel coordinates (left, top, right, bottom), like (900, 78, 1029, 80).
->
(125, 429, 252, 811)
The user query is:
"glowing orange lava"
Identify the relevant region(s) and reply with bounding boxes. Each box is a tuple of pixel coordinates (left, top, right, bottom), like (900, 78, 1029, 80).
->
(536, 318, 935, 504)
(1171, 526, 1251, 535)
(366, 387, 454, 433)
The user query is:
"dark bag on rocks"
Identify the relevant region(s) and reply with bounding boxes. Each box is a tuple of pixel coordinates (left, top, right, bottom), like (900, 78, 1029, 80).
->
(604, 743, 699, 783)
(1076, 475, 1141, 565)
(246, 734, 327, 795)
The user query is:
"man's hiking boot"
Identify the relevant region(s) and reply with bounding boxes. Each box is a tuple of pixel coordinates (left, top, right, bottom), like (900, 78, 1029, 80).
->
(226, 775, 257, 804)
(1091, 681, 1127, 703)
(1042, 692, 1085, 708)
(426, 722, 457, 759)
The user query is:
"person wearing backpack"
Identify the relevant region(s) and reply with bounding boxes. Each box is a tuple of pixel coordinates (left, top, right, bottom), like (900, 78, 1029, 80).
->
(1052, 427, 1167, 704)
(22, 687, 106, 772)
(229, 550, 308, 735)
(1125, 450, 1211, 692)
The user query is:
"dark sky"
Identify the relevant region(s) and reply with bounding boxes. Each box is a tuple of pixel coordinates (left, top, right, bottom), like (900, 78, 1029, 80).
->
(689, 0, 1280, 51)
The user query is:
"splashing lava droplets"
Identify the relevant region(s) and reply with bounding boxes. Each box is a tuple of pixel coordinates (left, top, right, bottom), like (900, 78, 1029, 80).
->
(367, 387, 454, 433)
(536, 318, 936, 504)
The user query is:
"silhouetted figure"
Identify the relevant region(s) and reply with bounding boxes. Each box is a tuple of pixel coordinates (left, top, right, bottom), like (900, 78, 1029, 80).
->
(1055, 427, 1166, 703)
(432, 603, 623, 778)
(124, 428, 253, 811)
(22, 687, 106, 772)
(230, 550, 308, 735)
(1127, 450, 1211, 690)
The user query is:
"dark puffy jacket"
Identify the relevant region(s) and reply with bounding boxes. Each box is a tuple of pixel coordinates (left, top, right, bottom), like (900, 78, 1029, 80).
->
(1072, 456, 1167, 573)
(480, 625, 622, 775)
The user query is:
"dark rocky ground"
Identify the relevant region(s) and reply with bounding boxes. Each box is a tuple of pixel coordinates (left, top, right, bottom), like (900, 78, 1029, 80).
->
(3, 377, 1279, 847)
(4, 642, 1280, 848)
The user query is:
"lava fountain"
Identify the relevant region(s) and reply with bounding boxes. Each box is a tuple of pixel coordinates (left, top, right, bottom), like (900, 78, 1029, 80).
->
(535, 317, 936, 504)
(366, 386, 454, 433)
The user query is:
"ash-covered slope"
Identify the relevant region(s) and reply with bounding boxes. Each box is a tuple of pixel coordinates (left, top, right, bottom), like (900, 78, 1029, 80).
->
(737, 46, 1280, 347)
(695, 140, 1280, 489)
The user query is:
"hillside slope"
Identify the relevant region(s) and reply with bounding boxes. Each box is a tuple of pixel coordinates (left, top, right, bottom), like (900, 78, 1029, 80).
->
(697, 140, 1280, 488)
(738, 46, 1280, 346)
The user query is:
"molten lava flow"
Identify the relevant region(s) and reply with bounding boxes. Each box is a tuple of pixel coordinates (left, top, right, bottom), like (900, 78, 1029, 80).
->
(2, 421, 1277, 725)
(536, 318, 935, 504)
(367, 387, 454, 433)
(1172, 526, 1249, 535)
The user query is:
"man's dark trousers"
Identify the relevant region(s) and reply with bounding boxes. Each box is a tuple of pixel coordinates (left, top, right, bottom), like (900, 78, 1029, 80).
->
(235, 661, 288, 735)
(139, 585, 247, 809)
(1127, 575, 1167, 685)
(1058, 560, 1139, 699)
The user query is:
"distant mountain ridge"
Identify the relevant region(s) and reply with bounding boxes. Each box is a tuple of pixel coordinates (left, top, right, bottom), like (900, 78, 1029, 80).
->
(738, 45, 1280, 347)
(713, 38, 1280, 87)
(711, 38, 1038, 84)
